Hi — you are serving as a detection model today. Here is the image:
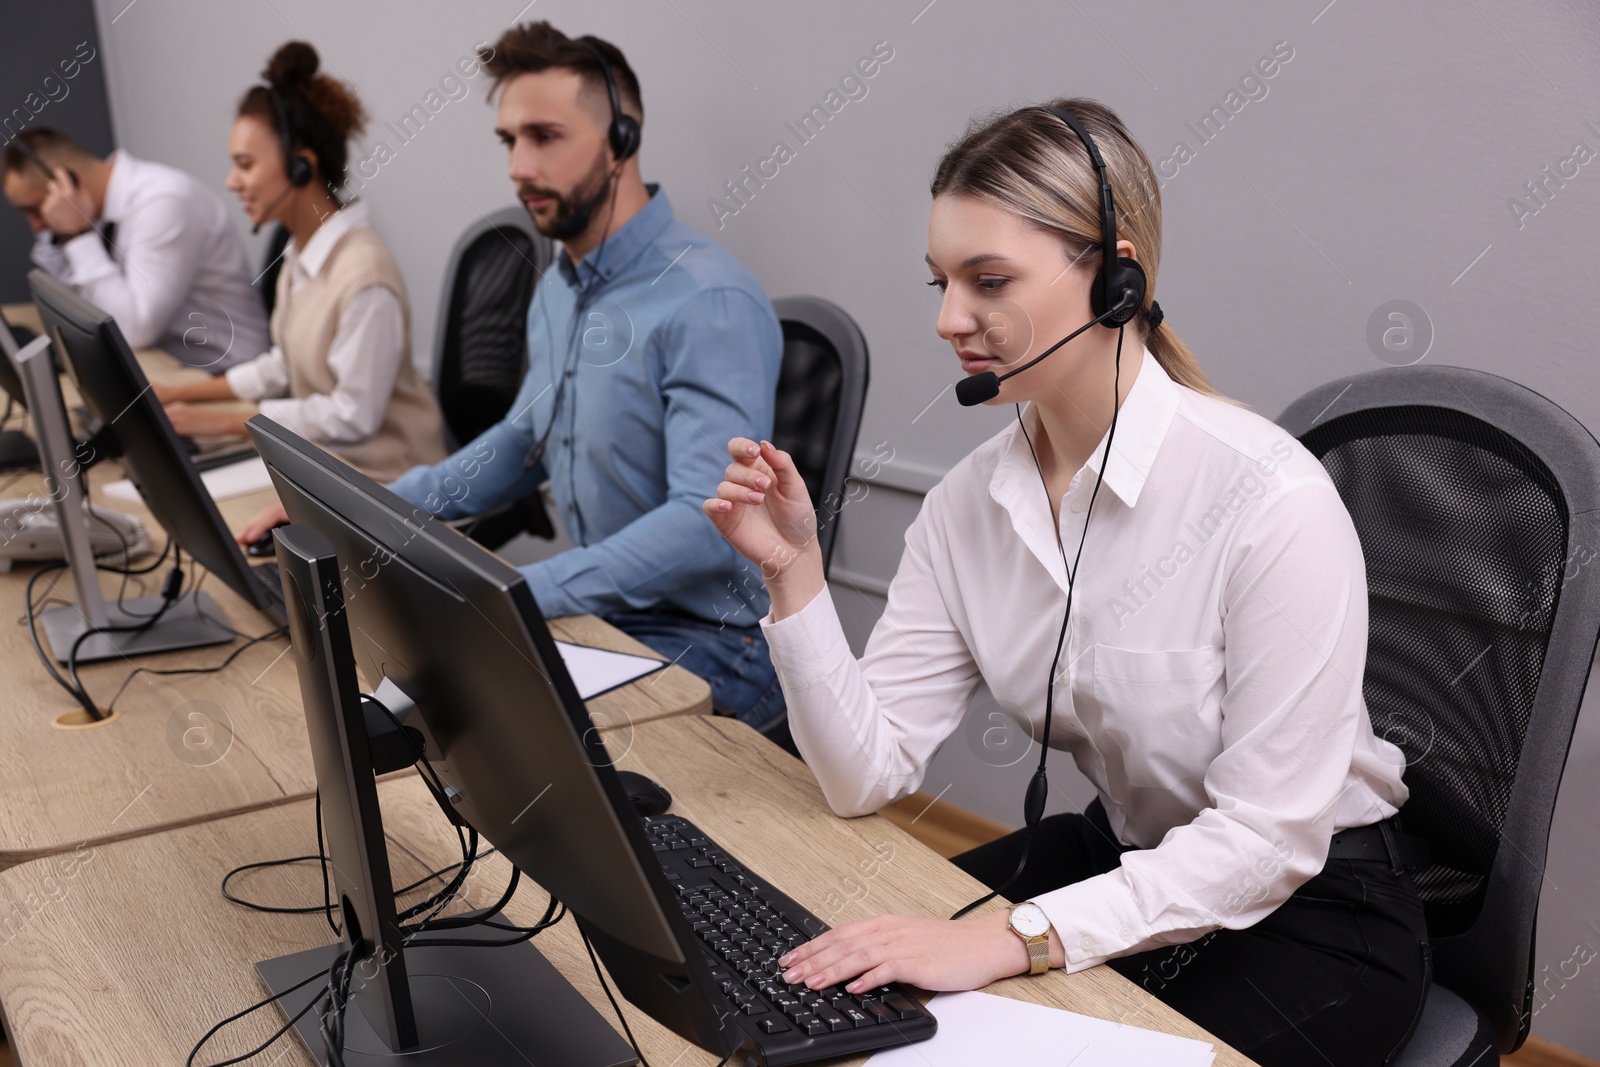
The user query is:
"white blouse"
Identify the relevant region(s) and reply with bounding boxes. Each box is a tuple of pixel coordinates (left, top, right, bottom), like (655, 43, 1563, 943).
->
(762, 347, 1409, 973)
(224, 201, 405, 445)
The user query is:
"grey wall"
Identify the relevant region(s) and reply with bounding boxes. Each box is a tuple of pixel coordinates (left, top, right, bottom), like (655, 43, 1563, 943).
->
(90, 0, 1600, 1054)
(0, 0, 115, 303)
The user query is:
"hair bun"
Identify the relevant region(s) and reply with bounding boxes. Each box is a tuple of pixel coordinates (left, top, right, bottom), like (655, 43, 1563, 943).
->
(264, 41, 319, 91)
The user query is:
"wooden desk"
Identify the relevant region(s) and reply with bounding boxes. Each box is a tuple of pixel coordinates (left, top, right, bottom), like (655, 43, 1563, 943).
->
(0, 716, 1253, 1066)
(0, 313, 709, 870)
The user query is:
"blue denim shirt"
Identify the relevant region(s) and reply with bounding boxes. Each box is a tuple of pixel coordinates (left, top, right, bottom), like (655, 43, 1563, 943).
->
(389, 186, 781, 627)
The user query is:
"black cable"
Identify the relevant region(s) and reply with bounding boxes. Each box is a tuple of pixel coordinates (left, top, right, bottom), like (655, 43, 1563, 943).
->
(396, 828, 479, 925)
(318, 945, 357, 1067)
(951, 325, 1125, 920)
(580, 921, 650, 1067)
(63, 547, 186, 717)
(185, 959, 330, 1067)
(409, 866, 522, 932)
(219, 843, 499, 921)
(23, 561, 100, 719)
(103, 624, 288, 715)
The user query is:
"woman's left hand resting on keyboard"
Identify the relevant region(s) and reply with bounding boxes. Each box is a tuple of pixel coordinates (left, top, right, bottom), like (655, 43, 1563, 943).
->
(706, 437, 1065, 993)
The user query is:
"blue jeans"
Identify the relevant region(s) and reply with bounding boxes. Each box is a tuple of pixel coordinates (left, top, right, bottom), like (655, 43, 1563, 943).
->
(605, 610, 787, 730)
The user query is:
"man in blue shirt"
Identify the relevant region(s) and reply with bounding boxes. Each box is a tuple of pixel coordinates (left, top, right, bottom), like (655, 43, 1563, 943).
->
(245, 22, 786, 726)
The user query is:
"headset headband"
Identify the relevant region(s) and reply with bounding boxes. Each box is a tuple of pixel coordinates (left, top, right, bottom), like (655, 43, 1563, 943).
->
(1037, 105, 1144, 326)
(579, 39, 640, 163)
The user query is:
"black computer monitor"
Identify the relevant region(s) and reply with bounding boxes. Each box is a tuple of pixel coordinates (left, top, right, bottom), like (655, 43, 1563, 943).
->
(248, 414, 730, 1062)
(29, 270, 284, 622)
(0, 318, 40, 471)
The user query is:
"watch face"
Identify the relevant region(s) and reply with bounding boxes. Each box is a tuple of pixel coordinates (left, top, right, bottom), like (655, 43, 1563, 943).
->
(1011, 902, 1049, 938)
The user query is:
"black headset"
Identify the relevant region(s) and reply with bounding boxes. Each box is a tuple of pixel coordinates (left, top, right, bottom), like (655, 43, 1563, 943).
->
(580, 39, 640, 163)
(951, 103, 1149, 920)
(1041, 105, 1144, 326)
(271, 86, 314, 188)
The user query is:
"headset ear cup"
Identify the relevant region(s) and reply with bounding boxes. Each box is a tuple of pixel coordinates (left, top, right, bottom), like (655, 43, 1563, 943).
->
(612, 115, 641, 162)
(1091, 256, 1146, 326)
(287, 156, 313, 188)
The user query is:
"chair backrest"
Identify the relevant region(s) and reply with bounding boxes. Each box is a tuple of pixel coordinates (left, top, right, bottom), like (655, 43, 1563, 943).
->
(770, 297, 870, 572)
(256, 223, 292, 319)
(1278, 366, 1600, 1052)
(431, 206, 552, 450)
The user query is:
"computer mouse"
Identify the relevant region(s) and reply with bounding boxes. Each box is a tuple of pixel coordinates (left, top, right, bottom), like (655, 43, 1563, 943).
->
(616, 769, 672, 816)
(245, 523, 287, 558)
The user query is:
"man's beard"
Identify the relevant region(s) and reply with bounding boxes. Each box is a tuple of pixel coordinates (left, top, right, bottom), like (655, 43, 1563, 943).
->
(519, 149, 613, 243)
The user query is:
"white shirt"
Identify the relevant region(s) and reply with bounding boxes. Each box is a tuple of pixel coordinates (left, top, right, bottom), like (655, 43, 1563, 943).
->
(224, 201, 406, 446)
(30, 151, 268, 371)
(763, 348, 1409, 973)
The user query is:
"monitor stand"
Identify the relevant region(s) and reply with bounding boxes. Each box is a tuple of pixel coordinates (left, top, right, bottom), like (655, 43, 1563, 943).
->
(259, 524, 636, 1067)
(11, 334, 232, 663)
(258, 923, 637, 1067)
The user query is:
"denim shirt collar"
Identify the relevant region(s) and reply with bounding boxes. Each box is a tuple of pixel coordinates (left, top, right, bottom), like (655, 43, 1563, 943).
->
(556, 183, 674, 290)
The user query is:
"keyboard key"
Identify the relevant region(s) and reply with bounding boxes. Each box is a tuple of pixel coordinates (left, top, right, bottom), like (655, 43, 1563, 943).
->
(758, 1017, 790, 1034)
(814, 1005, 850, 1032)
(884, 994, 922, 1020)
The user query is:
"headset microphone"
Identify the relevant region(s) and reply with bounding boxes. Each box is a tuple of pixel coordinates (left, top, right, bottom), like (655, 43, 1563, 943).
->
(954, 290, 1137, 407)
(251, 184, 296, 235)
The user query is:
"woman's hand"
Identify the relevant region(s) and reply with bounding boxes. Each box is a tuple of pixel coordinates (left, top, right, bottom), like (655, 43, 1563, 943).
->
(163, 401, 247, 438)
(237, 502, 289, 546)
(702, 437, 825, 619)
(779, 911, 1032, 995)
(150, 382, 179, 405)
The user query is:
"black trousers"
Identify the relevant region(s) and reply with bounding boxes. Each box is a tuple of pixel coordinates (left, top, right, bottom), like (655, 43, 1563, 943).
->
(952, 800, 1431, 1067)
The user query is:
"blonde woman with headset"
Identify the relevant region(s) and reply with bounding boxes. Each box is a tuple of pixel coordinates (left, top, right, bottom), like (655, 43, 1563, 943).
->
(705, 99, 1428, 1066)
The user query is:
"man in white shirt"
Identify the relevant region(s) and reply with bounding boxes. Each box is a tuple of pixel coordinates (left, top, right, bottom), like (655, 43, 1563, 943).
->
(2, 127, 267, 371)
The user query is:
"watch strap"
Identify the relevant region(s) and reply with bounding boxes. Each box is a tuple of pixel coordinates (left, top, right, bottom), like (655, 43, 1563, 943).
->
(1024, 934, 1050, 975)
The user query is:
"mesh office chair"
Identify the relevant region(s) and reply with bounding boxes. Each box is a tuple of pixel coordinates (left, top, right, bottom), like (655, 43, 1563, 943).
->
(769, 296, 870, 573)
(1278, 366, 1600, 1066)
(429, 206, 555, 549)
(757, 297, 870, 748)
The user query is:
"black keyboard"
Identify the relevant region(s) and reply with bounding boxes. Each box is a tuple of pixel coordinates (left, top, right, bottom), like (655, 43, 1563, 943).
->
(642, 813, 937, 1066)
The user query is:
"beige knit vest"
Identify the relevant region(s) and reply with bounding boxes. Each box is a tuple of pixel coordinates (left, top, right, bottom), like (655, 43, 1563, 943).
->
(270, 226, 446, 483)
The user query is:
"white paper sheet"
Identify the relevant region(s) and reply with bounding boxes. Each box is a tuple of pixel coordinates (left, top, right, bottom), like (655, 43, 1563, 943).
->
(866, 990, 1215, 1067)
(102, 455, 274, 504)
(555, 640, 666, 700)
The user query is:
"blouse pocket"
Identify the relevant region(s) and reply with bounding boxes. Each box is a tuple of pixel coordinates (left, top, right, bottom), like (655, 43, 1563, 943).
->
(1090, 645, 1224, 791)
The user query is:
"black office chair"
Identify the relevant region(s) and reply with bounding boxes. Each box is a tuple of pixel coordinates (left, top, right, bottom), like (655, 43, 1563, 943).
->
(256, 223, 292, 319)
(770, 296, 871, 573)
(1278, 366, 1600, 1066)
(429, 206, 556, 549)
(757, 297, 870, 748)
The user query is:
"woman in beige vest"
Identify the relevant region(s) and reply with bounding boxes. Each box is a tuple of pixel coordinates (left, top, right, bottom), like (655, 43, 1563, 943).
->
(154, 41, 446, 483)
